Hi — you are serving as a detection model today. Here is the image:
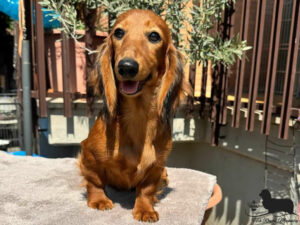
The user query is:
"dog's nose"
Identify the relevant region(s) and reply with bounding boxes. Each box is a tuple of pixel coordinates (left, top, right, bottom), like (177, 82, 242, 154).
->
(118, 58, 139, 78)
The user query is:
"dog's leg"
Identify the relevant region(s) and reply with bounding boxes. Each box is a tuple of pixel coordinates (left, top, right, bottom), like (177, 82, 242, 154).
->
(79, 154, 114, 210)
(154, 167, 169, 203)
(86, 180, 114, 211)
(160, 167, 169, 187)
(133, 166, 163, 222)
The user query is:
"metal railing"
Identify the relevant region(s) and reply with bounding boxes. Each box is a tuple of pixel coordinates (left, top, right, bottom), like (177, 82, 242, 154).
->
(0, 94, 21, 150)
(229, 0, 300, 139)
(23, 0, 300, 145)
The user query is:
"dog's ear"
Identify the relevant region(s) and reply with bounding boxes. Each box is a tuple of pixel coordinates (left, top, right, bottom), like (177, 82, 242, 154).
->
(88, 36, 117, 120)
(157, 43, 184, 123)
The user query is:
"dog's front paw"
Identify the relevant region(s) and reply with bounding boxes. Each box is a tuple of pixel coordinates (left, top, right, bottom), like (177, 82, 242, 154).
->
(133, 207, 159, 222)
(88, 198, 114, 211)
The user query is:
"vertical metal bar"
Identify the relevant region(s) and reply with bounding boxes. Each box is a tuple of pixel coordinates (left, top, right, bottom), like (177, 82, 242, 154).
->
(219, 72, 228, 125)
(62, 33, 72, 118)
(32, 1, 39, 93)
(246, 0, 266, 131)
(199, 64, 207, 117)
(279, 0, 300, 139)
(219, 0, 234, 125)
(188, 0, 200, 117)
(68, 39, 77, 93)
(22, 40, 33, 155)
(211, 63, 224, 146)
(186, 63, 196, 117)
(261, 0, 284, 135)
(232, 0, 250, 128)
(35, 0, 47, 117)
(24, 0, 33, 46)
(210, 65, 219, 146)
(211, 0, 233, 144)
(23, 0, 33, 155)
(84, 7, 97, 116)
(15, 22, 24, 149)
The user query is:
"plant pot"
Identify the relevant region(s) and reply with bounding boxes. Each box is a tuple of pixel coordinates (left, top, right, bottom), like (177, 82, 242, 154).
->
(206, 184, 222, 210)
(202, 184, 222, 225)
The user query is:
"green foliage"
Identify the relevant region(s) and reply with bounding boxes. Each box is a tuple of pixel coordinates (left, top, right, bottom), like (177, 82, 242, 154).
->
(40, 0, 84, 39)
(127, 0, 165, 15)
(39, 0, 250, 67)
(209, 34, 251, 67)
(0, 12, 14, 36)
(99, 0, 165, 29)
(40, 0, 167, 33)
(165, 0, 188, 50)
(97, 1, 130, 30)
(39, 0, 186, 47)
(187, 0, 251, 67)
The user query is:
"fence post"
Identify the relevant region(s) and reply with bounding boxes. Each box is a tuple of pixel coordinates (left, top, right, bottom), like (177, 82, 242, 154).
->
(22, 40, 33, 155)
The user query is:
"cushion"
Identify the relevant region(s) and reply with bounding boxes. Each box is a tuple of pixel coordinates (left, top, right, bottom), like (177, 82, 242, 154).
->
(0, 151, 216, 225)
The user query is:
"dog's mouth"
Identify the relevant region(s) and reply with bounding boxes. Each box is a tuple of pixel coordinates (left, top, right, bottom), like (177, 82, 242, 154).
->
(119, 74, 151, 95)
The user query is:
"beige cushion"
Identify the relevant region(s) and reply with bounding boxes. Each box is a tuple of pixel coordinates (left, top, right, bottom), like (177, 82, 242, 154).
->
(0, 151, 216, 225)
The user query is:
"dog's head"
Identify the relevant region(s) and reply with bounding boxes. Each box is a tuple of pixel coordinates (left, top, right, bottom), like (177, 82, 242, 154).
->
(259, 189, 271, 199)
(89, 9, 186, 122)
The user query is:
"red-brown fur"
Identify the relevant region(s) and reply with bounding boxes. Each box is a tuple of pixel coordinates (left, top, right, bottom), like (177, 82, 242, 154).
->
(78, 9, 190, 222)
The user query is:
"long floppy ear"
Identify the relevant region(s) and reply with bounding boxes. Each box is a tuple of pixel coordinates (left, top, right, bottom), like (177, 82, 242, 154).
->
(88, 36, 117, 121)
(157, 44, 184, 123)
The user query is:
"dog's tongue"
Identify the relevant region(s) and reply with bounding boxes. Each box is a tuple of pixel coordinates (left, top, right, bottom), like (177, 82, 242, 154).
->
(120, 81, 139, 94)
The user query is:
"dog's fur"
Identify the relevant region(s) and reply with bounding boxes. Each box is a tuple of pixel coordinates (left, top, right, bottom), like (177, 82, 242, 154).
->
(78, 9, 190, 222)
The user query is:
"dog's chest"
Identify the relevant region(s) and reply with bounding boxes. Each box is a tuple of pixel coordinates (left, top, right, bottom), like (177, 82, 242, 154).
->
(104, 111, 158, 188)
(106, 144, 156, 189)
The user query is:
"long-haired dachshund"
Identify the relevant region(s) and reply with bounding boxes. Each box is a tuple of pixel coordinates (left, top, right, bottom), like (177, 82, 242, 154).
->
(78, 9, 190, 222)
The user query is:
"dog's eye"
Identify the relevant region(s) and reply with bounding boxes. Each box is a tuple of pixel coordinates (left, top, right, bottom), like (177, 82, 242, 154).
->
(148, 32, 161, 43)
(114, 28, 125, 39)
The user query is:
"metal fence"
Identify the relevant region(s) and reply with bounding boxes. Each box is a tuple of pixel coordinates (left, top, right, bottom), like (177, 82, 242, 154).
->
(24, 0, 300, 145)
(0, 94, 21, 150)
(228, 0, 300, 138)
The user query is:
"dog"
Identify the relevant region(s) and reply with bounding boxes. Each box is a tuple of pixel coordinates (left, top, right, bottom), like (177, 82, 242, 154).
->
(78, 9, 190, 222)
(259, 189, 294, 214)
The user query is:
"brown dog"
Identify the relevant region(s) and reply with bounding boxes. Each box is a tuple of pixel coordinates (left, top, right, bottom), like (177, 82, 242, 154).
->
(79, 9, 189, 222)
